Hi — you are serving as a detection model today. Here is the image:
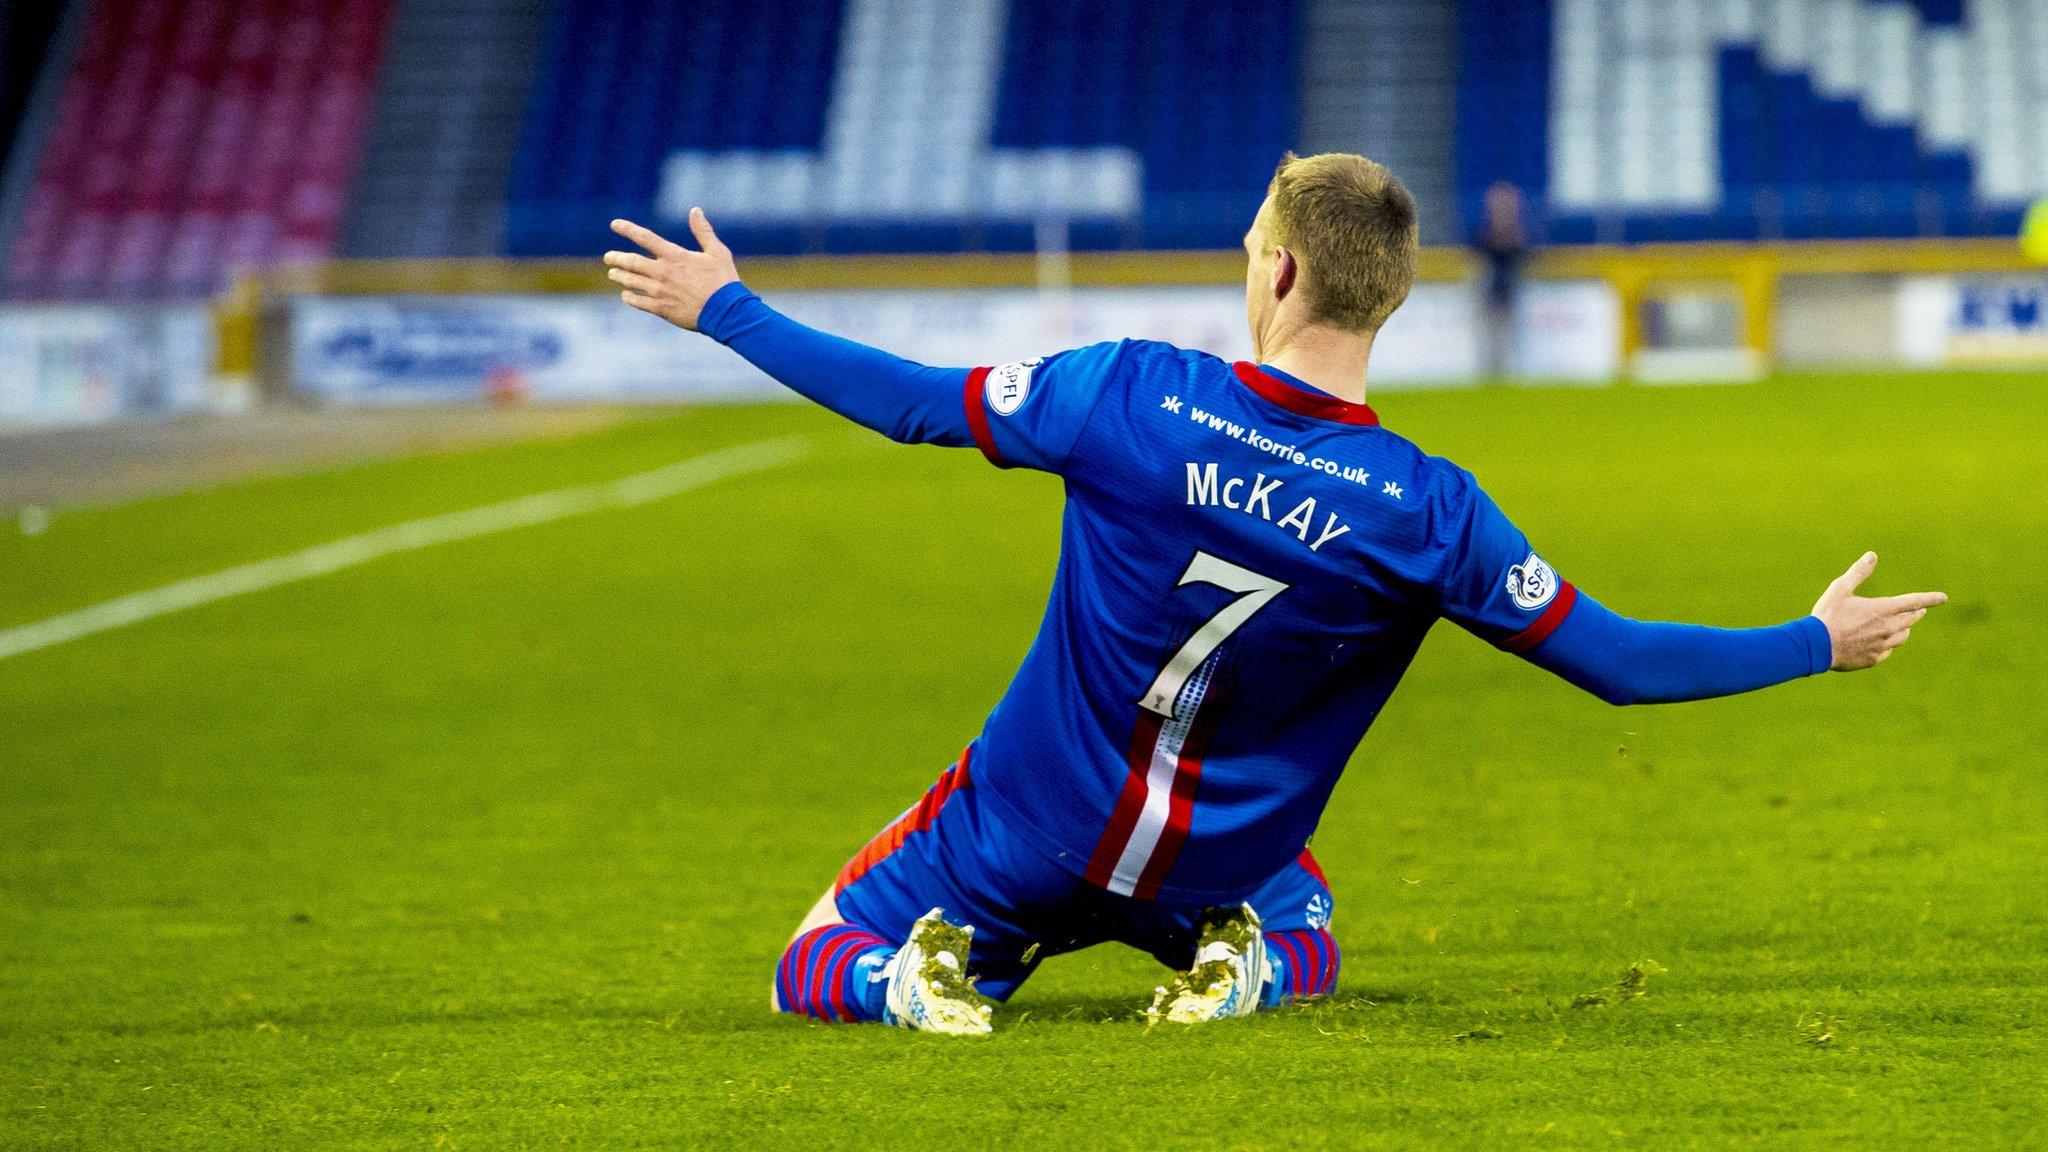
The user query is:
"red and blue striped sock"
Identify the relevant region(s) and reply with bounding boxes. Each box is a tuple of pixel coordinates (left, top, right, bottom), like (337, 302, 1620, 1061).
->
(1262, 928, 1340, 1006)
(777, 923, 895, 1023)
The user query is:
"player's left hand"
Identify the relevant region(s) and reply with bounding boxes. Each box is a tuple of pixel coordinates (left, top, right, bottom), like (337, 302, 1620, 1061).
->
(1810, 551, 1947, 671)
(604, 208, 739, 331)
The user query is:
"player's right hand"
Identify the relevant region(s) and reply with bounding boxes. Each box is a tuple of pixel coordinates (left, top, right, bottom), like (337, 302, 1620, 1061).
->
(1811, 552, 1946, 671)
(604, 208, 739, 331)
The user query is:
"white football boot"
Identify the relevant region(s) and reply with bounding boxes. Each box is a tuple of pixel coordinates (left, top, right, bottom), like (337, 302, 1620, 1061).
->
(1146, 903, 1272, 1025)
(882, 908, 996, 1035)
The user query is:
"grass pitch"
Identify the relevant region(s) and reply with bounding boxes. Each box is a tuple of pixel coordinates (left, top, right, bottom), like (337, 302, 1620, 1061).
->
(2, 373, 2043, 1149)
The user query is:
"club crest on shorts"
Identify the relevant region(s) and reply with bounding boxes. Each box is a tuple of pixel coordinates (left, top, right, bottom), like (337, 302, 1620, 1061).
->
(1505, 552, 1558, 611)
(986, 358, 1040, 415)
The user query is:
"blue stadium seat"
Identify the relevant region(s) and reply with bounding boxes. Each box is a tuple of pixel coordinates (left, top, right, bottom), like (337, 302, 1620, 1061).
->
(504, 0, 1300, 257)
(509, 0, 845, 256)
(1460, 0, 2040, 243)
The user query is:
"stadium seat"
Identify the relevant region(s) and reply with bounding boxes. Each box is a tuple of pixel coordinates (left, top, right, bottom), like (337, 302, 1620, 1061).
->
(6, 0, 2039, 281)
(504, 0, 1300, 257)
(4, 0, 394, 300)
(1465, 0, 2046, 242)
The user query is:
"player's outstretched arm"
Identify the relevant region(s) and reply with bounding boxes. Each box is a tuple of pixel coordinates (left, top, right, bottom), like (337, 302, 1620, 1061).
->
(604, 212, 979, 448)
(1523, 552, 1944, 705)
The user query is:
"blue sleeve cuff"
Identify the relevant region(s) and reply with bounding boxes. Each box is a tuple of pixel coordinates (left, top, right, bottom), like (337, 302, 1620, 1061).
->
(1795, 614, 1834, 676)
(696, 281, 757, 342)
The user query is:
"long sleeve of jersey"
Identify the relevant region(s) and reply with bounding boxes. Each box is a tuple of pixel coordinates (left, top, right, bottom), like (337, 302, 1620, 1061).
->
(1436, 473, 1833, 705)
(697, 282, 1121, 473)
(696, 281, 976, 448)
(1523, 591, 1834, 705)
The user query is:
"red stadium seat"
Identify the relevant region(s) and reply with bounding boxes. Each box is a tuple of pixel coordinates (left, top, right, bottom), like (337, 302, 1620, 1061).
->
(6, 0, 395, 300)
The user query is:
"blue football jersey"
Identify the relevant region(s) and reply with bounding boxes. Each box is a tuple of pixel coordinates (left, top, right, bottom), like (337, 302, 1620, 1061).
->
(959, 340, 1578, 903)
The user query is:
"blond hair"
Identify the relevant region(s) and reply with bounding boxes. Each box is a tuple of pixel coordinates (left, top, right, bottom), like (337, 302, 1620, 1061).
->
(1263, 152, 1419, 332)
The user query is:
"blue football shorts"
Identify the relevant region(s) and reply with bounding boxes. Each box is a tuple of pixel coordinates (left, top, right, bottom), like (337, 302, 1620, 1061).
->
(830, 751, 1334, 1000)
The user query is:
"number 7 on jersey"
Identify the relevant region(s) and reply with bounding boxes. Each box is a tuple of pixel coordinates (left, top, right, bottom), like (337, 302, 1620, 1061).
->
(1140, 551, 1290, 720)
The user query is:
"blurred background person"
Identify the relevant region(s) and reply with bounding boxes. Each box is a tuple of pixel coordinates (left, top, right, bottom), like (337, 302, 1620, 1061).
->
(2025, 194, 2048, 265)
(1473, 180, 1529, 381)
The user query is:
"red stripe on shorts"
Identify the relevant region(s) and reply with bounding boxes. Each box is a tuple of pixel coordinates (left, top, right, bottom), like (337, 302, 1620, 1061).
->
(834, 748, 973, 894)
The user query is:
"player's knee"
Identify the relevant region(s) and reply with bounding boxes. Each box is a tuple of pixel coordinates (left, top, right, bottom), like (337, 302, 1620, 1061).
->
(775, 922, 894, 1022)
(774, 925, 829, 1019)
(1266, 927, 1340, 1001)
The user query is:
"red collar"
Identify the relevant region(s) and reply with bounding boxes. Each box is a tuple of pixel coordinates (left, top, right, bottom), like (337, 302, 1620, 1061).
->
(1231, 362, 1380, 426)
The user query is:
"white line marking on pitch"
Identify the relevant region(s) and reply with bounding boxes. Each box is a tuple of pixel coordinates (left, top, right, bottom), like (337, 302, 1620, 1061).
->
(0, 436, 810, 663)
